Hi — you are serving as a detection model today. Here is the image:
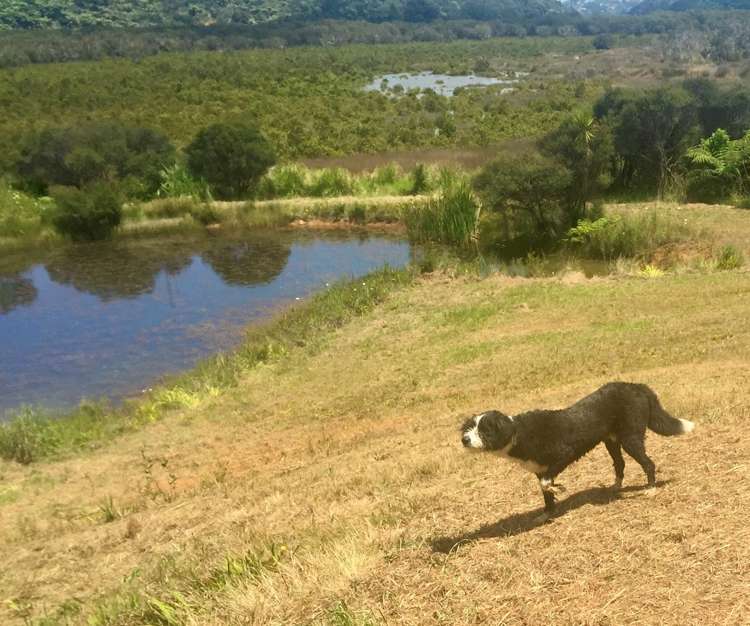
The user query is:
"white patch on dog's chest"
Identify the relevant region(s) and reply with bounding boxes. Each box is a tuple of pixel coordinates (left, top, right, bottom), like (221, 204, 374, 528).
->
(495, 440, 548, 474)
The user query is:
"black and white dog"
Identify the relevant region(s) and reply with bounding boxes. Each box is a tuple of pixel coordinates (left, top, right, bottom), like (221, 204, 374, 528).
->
(460, 382, 694, 522)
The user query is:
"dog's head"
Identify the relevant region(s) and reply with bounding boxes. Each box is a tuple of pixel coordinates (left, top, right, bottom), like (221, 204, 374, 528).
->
(460, 411, 515, 451)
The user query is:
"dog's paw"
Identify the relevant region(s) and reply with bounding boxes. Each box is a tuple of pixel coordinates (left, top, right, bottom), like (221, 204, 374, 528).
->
(611, 478, 623, 491)
(644, 485, 658, 498)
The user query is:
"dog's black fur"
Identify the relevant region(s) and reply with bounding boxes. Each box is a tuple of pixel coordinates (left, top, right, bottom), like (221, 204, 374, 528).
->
(460, 382, 693, 519)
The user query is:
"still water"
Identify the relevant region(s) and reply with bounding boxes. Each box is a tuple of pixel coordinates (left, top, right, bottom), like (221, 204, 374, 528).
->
(0, 231, 412, 417)
(364, 71, 515, 97)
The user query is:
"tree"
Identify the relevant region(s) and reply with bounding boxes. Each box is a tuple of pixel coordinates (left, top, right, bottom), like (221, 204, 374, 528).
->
(473, 152, 575, 245)
(595, 87, 699, 197)
(540, 110, 613, 216)
(186, 122, 276, 199)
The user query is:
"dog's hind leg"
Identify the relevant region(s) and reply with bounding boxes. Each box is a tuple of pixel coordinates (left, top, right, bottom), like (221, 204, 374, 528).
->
(620, 435, 656, 486)
(604, 440, 625, 490)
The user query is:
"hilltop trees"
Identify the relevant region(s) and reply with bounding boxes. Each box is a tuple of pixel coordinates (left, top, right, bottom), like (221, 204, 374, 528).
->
(185, 122, 276, 199)
(16, 122, 175, 197)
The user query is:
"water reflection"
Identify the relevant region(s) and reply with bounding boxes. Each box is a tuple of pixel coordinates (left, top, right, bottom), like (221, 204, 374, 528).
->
(0, 231, 411, 415)
(0, 277, 37, 314)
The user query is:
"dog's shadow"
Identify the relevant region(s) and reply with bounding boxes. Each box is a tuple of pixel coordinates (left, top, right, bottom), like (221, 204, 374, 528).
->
(431, 480, 671, 554)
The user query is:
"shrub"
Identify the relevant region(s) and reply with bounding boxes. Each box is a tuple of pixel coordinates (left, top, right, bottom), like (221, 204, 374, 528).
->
(0, 181, 48, 238)
(565, 211, 692, 260)
(50, 183, 122, 241)
(16, 122, 175, 198)
(186, 122, 276, 200)
(410, 163, 429, 195)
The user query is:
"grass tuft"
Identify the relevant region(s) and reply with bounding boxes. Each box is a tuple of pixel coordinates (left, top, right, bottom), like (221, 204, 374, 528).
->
(403, 180, 480, 247)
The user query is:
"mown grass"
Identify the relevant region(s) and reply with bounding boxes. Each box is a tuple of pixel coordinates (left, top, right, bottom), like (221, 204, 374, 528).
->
(3, 266, 749, 626)
(0, 266, 415, 465)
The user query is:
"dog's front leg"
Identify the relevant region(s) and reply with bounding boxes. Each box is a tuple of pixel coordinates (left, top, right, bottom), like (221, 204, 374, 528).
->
(534, 476, 557, 523)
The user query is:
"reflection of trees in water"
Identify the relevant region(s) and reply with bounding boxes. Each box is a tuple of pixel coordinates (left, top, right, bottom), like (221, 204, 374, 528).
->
(46, 240, 194, 301)
(0, 277, 37, 314)
(43, 235, 292, 301)
(200, 238, 291, 286)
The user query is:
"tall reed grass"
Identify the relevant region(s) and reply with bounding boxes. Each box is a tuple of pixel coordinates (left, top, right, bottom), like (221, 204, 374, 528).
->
(403, 178, 481, 248)
(256, 163, 440, 200)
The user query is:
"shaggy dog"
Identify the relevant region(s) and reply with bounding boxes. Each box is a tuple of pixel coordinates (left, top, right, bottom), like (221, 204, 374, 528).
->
(460, 382, 694, 522)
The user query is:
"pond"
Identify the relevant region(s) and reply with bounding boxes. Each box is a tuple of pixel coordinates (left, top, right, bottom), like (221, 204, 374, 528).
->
(364, 71, 517, 97)
(0, 231, 413, 418)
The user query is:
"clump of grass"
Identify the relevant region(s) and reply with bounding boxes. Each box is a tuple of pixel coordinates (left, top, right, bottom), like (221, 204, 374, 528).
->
(98, 496, 124, 523)
(565, 211, 693, 260)
(0, 402, 119, 464)
(403, 179, 480, 247)
(327, 600, 379, 626)
(713, 244, 744, 270)
(157, 163, 212, 201)
(86, 540, 287, 626)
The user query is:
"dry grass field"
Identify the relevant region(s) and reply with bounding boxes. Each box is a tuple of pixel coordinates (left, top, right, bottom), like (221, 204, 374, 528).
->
(2, 256, 750, 624)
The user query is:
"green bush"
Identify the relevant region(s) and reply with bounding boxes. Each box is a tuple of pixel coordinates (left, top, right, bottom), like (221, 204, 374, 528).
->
(565, 211, 692, 260)
(186, 122, 276, 200)
(50, 183, 122, 241)
(0, 181, 48, 238)
(16, 122, 175, 198)
(410, 163, 430, 195)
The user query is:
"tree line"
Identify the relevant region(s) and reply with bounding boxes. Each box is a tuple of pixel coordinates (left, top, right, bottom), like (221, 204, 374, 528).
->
(473, 78, 750, 250)
(1, 10, 750, 68)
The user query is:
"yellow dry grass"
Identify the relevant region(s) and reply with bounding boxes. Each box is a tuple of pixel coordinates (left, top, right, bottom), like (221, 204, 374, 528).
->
(2, 266, 750, 624)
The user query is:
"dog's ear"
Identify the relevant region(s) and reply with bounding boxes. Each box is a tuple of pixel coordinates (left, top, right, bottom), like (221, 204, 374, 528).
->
(479, 412, 514, 449)
(459, 417, 475, 432)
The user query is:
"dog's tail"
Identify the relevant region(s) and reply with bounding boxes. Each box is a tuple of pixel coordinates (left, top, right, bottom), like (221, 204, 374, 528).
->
(645, 386, 694, 436)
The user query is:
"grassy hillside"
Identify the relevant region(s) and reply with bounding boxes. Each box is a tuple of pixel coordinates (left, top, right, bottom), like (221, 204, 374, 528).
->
(2, 204, 749, 625)
(0, 0, 571, 30)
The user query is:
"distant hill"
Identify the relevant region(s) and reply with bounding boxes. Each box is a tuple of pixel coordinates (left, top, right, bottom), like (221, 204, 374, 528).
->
(630, 0, 750, 14)
(0, 0, 574, 30)
(560, 0, 641, 15)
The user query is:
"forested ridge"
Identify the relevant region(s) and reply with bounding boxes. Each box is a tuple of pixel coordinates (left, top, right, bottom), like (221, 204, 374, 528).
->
(0, 0, 571, 30)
